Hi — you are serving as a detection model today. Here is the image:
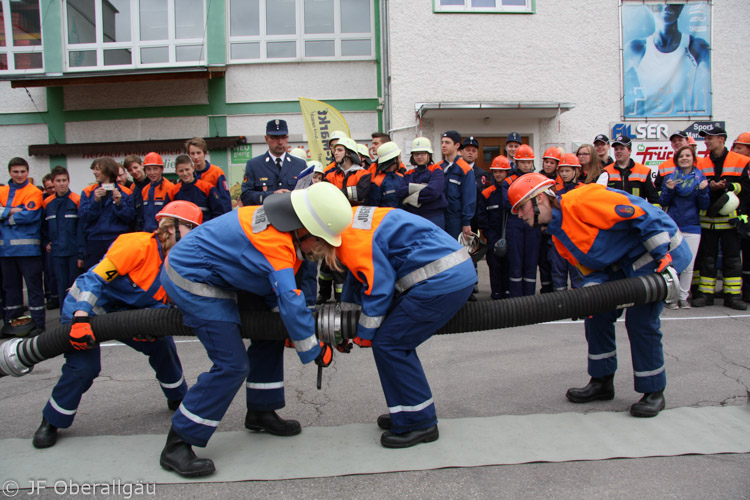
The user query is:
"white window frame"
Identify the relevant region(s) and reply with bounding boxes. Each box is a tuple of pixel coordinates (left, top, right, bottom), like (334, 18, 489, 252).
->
(0, 0, 44, 74)
(62, 0, 207, 72)
(227, 0, 375, 64)
(433, 0, 534, 14)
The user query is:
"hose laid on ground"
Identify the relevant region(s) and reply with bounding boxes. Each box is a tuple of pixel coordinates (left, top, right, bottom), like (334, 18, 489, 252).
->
(0, 269, 678, 378)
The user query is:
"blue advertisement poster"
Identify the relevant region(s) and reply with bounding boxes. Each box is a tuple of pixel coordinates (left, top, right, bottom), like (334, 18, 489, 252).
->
(622, 2, 711, 118)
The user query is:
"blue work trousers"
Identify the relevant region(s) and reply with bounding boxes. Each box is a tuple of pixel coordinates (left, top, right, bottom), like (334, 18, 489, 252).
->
(43, 336, 187, 428)
(506, 217, 541, 297)
(550, 247, 582, 291)
(1, 256, 44, 326)
(584, 301, 666, 394)
(172, 319, 285, 447)
(372, 284, 474, 434)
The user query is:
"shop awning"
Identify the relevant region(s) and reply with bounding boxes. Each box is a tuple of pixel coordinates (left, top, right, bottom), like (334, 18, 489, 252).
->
(415, 101, 576, 120)
(8, 66, 226, 89)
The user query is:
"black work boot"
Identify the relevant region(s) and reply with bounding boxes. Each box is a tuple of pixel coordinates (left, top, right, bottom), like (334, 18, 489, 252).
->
(724, 296, 748, 311)
(32, 417, 58, 449)
(565, 374, 615, 403)
(381, 425, 439, 449)
(244, 410, 301, 436)
(630, 390, 666, 418)
(691, 293, 714, 307)
(377, 414, 392, 430)
(159, 427, 215, 477)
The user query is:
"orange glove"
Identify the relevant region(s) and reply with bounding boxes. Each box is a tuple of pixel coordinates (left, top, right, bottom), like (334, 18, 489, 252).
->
(353, 336, 372, 348)
(70, 317, 96, 350)
(284, 338, 295, 349)
(336, 339, 353, 353)
(315, 342, 333, 367)
(656, 253, 673, 273)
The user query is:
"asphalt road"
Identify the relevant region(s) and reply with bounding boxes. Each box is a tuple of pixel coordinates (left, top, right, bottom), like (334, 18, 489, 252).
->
(1, 267, 748, 499)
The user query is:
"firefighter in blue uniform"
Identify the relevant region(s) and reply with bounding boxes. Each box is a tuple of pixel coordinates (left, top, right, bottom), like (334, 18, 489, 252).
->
(138, 152, 175, 232)
(42, 166, 84, 314)
(240, 119, 316, 308)
(0, 157, 45, 335)
(509, 173, 691, 417)
(367, 142, 404, 207)
(439, 130, 476, 239)
(169, 155, 224, 222)
(31, 201, 202, 450)
(337, 207, 476, 448)
(397, 137, 447, 229)
(502, 145, 542, 297)
(477, 155, 511, 299)
(158, 182, 352, 477)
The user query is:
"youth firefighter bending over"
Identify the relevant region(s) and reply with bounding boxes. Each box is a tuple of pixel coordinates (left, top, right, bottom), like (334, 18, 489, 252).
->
(508, 174, 691, 418)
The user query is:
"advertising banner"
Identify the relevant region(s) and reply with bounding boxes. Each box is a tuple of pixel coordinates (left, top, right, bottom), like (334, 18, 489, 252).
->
(622, 2, 711, 119)
(299, 97, 351, 165)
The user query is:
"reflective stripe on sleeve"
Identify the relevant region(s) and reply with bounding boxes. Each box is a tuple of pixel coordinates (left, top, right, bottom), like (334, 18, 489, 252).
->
(359, 313, 384, 329)
(165, 261, 237, 302)
(10, 239, 40, 245)
(395, 248, 470, 293)
(293, 334, 318, 355)
(632, 232, 684, 271)
(643, 232, 670, 252)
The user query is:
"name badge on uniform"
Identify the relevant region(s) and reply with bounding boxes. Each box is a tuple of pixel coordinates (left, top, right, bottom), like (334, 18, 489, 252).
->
(252, 207, 270, 233)
(353, 206, 375, 230)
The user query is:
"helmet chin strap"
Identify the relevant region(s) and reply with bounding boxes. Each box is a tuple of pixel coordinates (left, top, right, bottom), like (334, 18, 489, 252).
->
(173, 218, 181, 243)
(531, 197, 540, 227)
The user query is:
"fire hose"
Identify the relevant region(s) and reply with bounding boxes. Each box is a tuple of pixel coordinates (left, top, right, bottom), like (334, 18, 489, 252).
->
(0, 269, 679, 379)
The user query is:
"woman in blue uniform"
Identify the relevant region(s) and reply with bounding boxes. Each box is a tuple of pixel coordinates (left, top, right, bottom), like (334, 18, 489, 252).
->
(337, 207, 476, 448)
(32, 201, 203, 449)
(158, 182, 352, 478)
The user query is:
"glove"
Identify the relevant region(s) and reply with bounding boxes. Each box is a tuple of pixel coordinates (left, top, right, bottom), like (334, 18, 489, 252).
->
(315, 342, 333, 368)
(284, 338, 295, 349)
(69, 317, 96, 350)
(656, 253, 673, 273)
(353, 336, 372, 348)
(335, 339, 353, 353)
(132, 334, 157, 342)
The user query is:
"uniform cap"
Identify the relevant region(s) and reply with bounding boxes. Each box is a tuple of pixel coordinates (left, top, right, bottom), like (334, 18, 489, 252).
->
(506, 132, 522, 145)
(266, 119, 289, 136)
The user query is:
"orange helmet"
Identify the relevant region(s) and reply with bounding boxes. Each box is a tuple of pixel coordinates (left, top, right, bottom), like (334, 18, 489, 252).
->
(508, 173, 555, 214)
(558, 153, 582, 169)
(490, 155, 511, 170)
(688, 136, 696, 145)
(143, 152, 165, 167)
(155, 200, 203, 227)
(542, 147, 562, 162)
(734, 132, 750, 146)
(514, 144, 535, 161)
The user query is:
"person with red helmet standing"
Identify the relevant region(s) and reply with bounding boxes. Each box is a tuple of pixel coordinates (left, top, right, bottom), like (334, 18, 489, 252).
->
(549, 154, 584, 291)
(508, 173, 691, 418)
(31, 201, 203, 450)
(501, 144, 542, 297)
(477, 155, 511, 299)
(138, 152, 175, 232)
(538, 147, 562, 294)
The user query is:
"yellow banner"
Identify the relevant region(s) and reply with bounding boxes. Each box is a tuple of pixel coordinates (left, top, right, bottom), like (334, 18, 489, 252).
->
(299, 97, 350, 165)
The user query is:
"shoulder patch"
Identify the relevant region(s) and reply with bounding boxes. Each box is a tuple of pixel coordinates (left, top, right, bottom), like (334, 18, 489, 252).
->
(614, 204, 635, 218)
(251, 207, 270, 233)
(352, 206, 375, 230)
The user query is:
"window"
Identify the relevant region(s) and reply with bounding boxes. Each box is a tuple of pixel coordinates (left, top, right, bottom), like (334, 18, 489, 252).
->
(434, 0, 533, 13)
(228, 0, 374, 63)
(64, 0, 206, 71)
(0, 0, 43, 73)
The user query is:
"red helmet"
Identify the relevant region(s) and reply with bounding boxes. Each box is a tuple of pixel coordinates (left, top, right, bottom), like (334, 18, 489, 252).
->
(143, 152, 165, 167)
(155, 200, 203, 227)
(508, 173, 555, 214)
(734, 132, 750, 145)
(490, 155, 511, 170)
(542, 147, 562, 162)
(514, 144, 535, 161)
(558, 153, 582, 168)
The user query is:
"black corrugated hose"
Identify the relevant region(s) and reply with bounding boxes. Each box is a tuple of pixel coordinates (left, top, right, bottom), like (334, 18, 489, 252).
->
(0, 272, 670, 378)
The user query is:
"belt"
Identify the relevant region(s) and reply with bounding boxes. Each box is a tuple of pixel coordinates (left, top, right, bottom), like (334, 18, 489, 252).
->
(395, 248, 470, 293)
(164, 260, 237, 302)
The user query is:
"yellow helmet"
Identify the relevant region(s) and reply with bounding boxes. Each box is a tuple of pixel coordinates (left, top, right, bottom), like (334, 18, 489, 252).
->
(291, 183, 352, 246)
(411, 137, 433, 154)
(377, 142, 401, 163)
(328, 130, 349, 148)
(289, 147, 307, 160)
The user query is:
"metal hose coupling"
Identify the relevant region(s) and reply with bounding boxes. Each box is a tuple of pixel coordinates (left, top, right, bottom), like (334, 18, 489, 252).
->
(0, 338, 33, 377)
(660, 266, 680, 305)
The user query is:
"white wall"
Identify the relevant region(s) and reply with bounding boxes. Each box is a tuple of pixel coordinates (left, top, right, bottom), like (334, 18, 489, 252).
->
(386, 0, 750, 157)
(0, 124, 52, 185)
(0, 83, 47, 113)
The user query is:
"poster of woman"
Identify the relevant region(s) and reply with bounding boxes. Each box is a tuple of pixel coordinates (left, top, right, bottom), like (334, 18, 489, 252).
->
(622, 2, 711, 118)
